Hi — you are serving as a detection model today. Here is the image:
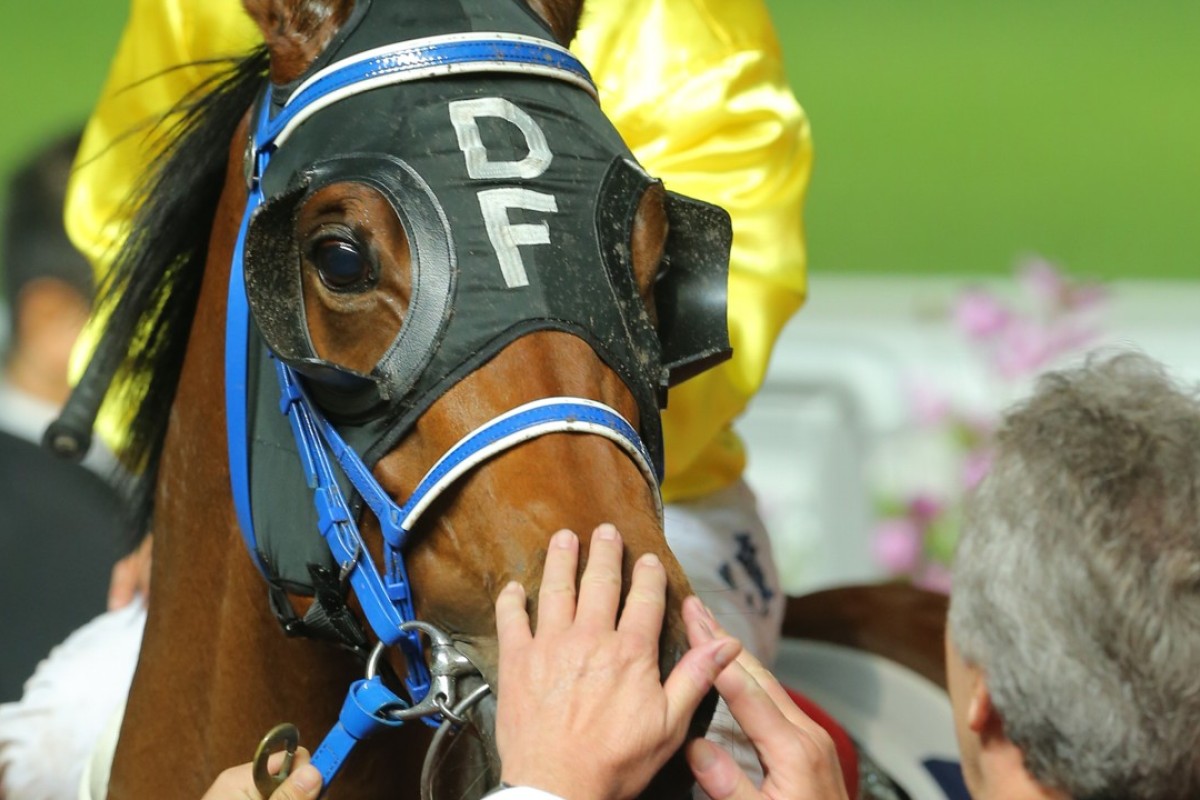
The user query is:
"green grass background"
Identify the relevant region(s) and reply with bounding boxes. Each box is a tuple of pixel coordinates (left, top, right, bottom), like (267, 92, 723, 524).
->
(2, 1, 1197, 279)
(1, 4, 125, 186)
(765, 0, 1199, 279)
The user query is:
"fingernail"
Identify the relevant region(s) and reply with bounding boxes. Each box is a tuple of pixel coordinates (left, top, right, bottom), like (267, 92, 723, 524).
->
(502, 580, 524, 596)
(552, 530, 576, 549)
(292, 764, 322, 793)
(595, 523, 618, 541)
(703, 603, 717, 623)
(639, 552, 661, 568)
(689, 738, 717, 771)
(714, 638, 739, 668)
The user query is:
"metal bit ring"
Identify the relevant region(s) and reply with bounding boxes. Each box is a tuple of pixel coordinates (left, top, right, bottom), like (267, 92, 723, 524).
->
(252, 723, 299, 799)
(365, 641, 388, 682)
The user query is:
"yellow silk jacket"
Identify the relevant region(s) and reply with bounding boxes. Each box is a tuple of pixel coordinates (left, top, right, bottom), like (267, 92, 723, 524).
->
(66, 0, 811, 503)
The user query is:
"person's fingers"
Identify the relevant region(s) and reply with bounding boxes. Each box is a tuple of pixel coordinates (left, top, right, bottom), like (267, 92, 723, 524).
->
(264, 748, 291, 772)
(687, 599, 817, 736)
(108, 535, 154, 611)
(108, 558, 136, 611)
(682, 596, 715, 645)
(574, 524, 624, 630)
(686, 738, 759, 800)
(268, 759, 322, 800)
(688, 599, 742, 649)
(495, 581, 532, 652)
(535, 529, 580, 633)
(199, 763, 254, 799)
(691, 600, 845, 798)
(730, 648, 812, 733)
(700, 685, 848, 800)
(616, 552, 667, 641)
(137, 535, 153, 597)
(714, 658, 797, 747)
(714, 656, 846, 795)
(662, 636, 741, 734)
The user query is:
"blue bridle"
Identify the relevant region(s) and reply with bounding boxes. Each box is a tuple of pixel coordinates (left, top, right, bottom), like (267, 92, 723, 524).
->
(225, 33, 662, 789)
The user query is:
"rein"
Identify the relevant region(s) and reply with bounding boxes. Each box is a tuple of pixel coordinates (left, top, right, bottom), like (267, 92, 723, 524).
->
(226, 32, 661, 794)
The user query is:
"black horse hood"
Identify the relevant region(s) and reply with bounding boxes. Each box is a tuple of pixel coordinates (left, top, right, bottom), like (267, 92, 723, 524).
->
(239, 0, 732, 589)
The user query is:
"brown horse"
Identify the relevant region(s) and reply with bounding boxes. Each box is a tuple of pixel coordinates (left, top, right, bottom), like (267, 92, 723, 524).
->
(67, 1, 715, 797)
(783, 583, 950, 689)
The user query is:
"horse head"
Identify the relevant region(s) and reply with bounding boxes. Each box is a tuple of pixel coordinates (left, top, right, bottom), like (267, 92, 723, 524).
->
(217, 0, 732, 796)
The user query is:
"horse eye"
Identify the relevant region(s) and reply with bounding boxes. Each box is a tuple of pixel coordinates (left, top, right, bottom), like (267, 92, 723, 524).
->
(312, 238, 373, 291)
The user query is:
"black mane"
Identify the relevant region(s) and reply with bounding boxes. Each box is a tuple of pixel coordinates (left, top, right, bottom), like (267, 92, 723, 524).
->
(91, 49, 269, 542)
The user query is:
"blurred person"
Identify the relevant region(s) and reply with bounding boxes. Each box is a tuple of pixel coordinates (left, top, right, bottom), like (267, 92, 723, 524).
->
(0, 132, 127, 700)
(0, 134, 93, 440)
(0, 134, 143, 800)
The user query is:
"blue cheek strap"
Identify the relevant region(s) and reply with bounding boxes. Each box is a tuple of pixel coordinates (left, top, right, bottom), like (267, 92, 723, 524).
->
(275, 360, 661, 788)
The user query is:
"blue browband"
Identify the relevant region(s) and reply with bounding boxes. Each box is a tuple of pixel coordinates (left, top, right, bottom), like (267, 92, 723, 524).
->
(225, 34, 660, 788)
(269, 32, 598, 148)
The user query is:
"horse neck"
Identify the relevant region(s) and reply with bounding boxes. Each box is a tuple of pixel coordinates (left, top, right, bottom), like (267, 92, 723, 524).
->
(106, 122, 428, 799)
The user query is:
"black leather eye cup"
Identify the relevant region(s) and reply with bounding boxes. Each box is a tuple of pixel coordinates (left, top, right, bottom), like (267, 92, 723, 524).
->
(244, 154, 455, 422)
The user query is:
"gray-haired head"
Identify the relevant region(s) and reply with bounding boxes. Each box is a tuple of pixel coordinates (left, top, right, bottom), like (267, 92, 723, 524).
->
(949, 350, 1200, 799)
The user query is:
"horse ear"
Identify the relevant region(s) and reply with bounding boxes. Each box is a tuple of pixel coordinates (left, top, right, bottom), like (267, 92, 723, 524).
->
(242, 0, 356, 84)
(524, 0, 585, 46)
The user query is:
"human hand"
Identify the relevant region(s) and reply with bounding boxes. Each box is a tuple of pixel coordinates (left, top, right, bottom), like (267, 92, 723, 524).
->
(494, 524, 741, 800)
(200, 747, 323, 800)
(109, 534, 153, 610)
(683, 601, 849, 800)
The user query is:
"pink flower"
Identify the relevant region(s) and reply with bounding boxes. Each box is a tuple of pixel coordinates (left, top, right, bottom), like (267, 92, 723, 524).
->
(954, 289, 1012, 340)
(871, 519, 923, 575)
(908, 494, 944, 525)
(908, 381, 952, 427)
(992, 318, 1055, 379)
(1017, 256, 1067, 308)
(962, 450, 993, 490)
(1018, 255, 1108, 313)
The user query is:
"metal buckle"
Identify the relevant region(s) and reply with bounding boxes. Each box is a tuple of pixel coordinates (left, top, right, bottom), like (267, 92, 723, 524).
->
(366, 620, 482, 724)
